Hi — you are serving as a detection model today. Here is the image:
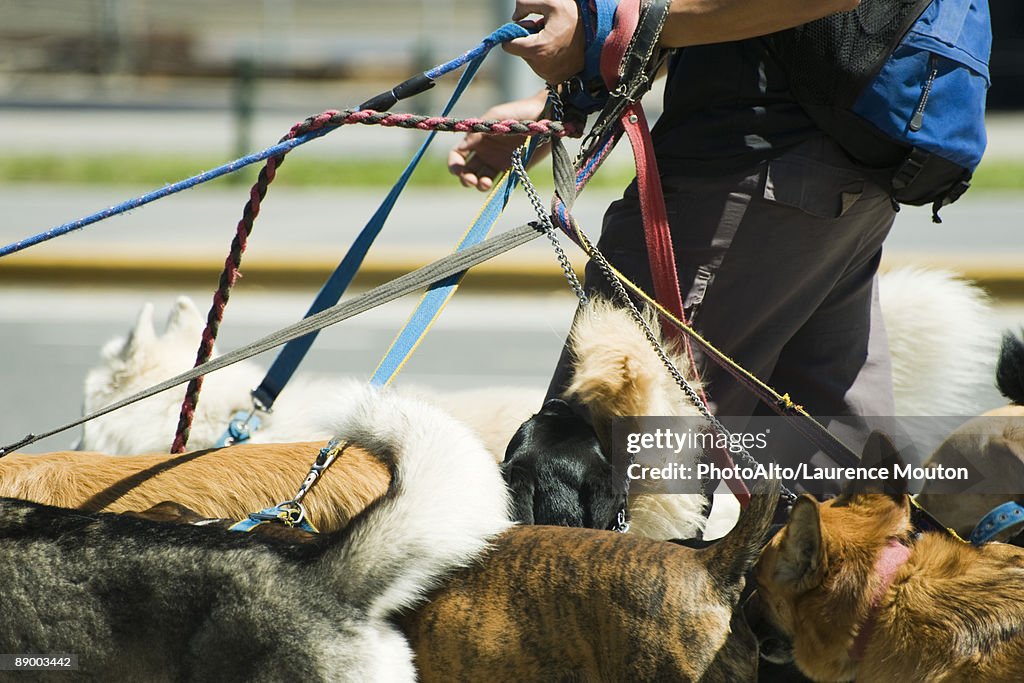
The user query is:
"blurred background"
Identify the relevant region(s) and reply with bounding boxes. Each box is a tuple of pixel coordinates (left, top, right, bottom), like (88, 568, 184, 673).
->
(1, 0, 1023, 452)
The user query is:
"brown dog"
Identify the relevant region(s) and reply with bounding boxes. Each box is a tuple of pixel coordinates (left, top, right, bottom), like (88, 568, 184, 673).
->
(0, 441, 389, 532)
(915, 409, 1024, 540)
(402, 475, 780, 682)
(757, 435, 1024, 682)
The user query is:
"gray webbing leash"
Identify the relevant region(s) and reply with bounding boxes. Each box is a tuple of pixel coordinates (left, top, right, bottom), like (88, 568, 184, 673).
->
(0, 222, 546, 456)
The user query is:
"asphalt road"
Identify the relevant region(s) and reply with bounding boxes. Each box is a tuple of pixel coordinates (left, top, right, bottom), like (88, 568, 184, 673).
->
(0, 287, 578, 454)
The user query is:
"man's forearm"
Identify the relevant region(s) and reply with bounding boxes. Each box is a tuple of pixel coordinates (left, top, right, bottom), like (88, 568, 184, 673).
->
(506, 0, 861, 84)
(659, 0, 861, 47)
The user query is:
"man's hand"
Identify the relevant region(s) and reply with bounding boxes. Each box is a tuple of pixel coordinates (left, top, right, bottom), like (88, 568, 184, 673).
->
(447, 91, 551, 192)
(504, 0, 585, 84)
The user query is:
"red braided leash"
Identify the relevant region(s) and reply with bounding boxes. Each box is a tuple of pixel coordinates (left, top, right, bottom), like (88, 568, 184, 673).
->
(170, 110, 577, 453)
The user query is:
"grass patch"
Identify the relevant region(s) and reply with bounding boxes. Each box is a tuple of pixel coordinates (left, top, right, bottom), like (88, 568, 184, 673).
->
(0, 153, 627, 191)
(1, 153, 1020, 192)
(971, 159, 1024, 191)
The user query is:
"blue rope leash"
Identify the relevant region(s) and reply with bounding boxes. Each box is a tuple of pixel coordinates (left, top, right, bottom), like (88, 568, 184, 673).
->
(0, 130, 328, 259)
(0, 23, 531, 260)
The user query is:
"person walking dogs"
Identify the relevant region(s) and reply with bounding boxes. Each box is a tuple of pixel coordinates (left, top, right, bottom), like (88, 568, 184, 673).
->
(452, 0, 896, 437)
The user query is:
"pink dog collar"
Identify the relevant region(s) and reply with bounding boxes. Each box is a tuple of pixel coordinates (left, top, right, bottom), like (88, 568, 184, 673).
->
(849, 538, 912, 662)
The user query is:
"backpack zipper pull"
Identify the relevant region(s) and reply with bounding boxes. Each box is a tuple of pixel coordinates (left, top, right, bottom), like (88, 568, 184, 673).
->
(910, 54, 939, 132)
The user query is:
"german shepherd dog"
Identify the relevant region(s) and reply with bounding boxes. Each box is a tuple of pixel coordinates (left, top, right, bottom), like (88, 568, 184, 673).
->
(756, 433, 1024, 682)
(0, 390, 511, 681)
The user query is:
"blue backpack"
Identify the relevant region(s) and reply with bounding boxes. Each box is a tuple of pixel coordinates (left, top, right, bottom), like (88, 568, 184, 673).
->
(768, 0, 992, 220)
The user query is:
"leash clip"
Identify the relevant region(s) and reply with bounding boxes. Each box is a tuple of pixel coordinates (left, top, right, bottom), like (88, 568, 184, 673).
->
(229, 500, 318, 534)
(215, 394, 270, 448)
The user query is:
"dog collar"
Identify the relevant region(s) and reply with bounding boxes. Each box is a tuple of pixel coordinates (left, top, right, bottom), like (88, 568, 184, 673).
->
(970, 501, 1024, 546)
(848, 538, 912, 662)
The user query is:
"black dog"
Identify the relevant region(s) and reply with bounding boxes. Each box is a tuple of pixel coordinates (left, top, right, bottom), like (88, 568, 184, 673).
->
(501, 399, 625, 531)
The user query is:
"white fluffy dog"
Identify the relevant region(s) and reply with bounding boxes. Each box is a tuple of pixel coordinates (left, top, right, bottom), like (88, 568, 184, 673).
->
(881, 267, 1000, 415)
(78, 296, 543, 461)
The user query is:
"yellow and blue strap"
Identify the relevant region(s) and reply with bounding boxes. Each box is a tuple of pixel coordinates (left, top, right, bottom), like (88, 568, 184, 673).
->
(369, 137, 540, 386)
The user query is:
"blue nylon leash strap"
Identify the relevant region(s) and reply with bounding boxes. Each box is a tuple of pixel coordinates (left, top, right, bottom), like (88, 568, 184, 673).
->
(217, 23, 529, 446)
(369, 138, 538, 386)
(248, 50, 486, 412)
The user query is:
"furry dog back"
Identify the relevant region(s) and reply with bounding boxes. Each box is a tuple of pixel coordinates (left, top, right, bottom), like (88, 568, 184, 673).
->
(0, 387, 510, 681)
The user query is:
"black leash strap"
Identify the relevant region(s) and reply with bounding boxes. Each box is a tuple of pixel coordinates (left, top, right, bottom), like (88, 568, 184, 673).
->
(0, 222, 546, 457)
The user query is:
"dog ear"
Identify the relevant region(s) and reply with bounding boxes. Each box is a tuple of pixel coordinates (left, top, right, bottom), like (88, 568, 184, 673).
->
(164, 296, 205, 339)
(123, 302, 157, 358)
(839, 431, 908, 504)
(774, 496, 824, 588)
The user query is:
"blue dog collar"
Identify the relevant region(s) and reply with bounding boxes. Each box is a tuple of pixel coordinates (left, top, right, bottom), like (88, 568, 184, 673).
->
(969, 501, 1024, 545)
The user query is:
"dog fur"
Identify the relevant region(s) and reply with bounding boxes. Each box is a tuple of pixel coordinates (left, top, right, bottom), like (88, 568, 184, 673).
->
(880, 267, 999, 416)
(504, 296, 710, 541)
(0, 388, 510, 682)
(101, 465, 780, 681)
(0, 440, 389, 532)
(501, 397, 625, 530)
(756, 434, 1024, 682)
(77, 295, 542, 461)
(916, 330, 1024, 539)
(489, 269, 1000, 544)
(65, 267, 996, 546)
(402, 475, 782, 682)
(79, 267, 997, 455)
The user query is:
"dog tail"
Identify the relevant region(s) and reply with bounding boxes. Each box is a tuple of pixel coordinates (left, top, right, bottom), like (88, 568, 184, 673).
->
(996, 330, 1024, 406)
(317, 387, 511, 620)
(700, 475, 781, 597)
(880, 267, 999, 415)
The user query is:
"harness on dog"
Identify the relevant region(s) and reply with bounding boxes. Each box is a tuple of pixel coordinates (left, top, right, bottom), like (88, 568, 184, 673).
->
(969, 500, 1024, 545)
(229, 438, 347, 533)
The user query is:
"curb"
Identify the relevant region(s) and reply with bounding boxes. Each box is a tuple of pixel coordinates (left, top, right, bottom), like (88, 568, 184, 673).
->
(4, 250, 1024, 298)
(0, 250, 582, 294)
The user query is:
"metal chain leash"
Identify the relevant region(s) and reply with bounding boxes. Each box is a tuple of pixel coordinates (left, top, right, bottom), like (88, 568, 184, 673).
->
(511, 104, 636, 529)
(510, 147, 588, 306)
(585, 231, 797, 501)
(513, 110, 797, 502)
